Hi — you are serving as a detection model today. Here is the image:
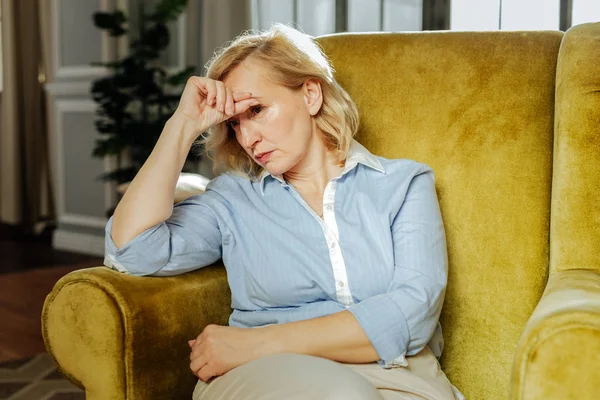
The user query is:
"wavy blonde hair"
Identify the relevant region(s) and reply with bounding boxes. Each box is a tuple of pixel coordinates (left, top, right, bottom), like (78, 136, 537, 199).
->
(195, 23, 359, 180)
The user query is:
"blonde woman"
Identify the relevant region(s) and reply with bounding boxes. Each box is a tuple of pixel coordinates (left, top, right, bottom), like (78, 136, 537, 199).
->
(104, 24, 464, 400)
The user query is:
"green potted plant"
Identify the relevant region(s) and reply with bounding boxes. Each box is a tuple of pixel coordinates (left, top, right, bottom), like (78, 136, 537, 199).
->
(90, 0, 201, 217)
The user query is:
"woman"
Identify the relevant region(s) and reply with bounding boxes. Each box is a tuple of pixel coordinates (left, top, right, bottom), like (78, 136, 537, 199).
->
(104, 24, 465, 400)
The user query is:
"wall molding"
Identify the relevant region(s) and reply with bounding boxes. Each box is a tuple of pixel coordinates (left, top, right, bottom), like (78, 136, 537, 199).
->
(49, 98, 113, 225)
(116, 0, 188, 74)
(50, 0, 115, 80)
(59, 213, 107, 229)
(53, 228, 105, 257)
(45, 80, 94, 96)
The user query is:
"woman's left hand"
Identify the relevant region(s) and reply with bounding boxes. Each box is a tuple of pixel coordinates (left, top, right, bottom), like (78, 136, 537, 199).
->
(188, 324, 276, 382)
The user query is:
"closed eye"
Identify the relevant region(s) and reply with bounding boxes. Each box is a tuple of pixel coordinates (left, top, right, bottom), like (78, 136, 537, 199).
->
(226, 105, 264, 129)
(250, 105, 263, 115)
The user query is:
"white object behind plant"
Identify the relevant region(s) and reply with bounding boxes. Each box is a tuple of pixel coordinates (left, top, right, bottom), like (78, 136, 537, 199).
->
(117, 173, 210, 204)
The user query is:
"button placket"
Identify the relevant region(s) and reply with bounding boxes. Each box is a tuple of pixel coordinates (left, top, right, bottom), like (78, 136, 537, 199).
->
(320, 180, 353, 306)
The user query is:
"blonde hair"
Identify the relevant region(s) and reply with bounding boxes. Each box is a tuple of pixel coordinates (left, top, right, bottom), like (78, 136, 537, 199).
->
(195, 23, 359, 180)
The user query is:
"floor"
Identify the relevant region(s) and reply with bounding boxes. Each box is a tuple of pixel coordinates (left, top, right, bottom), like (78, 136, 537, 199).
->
(0, 228, 103, 363)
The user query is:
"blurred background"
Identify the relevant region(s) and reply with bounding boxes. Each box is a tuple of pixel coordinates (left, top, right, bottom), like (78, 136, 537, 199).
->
(0, 0, 599, 380)
(1, 0, 600, 261)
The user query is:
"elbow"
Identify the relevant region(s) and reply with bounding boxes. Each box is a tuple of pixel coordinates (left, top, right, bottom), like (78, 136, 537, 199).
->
(103, 218, 172, 276)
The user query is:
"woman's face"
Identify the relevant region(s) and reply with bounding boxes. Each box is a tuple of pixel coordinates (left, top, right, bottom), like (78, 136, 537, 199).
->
(222, 58, 323, 177)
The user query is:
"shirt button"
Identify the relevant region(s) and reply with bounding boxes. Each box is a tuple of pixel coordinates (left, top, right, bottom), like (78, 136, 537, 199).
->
(325, 204, 333, 211)
(331, 182, 337, 189)
(330, 242, 336, 249)
(337, 280, 345, 288)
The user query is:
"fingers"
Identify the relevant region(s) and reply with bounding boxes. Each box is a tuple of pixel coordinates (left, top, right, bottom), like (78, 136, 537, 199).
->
(197, 367, 216, 383)
(225, 87, 234, 116)
(205, 79, 217, 107)
(215, 81, 226, 113)
(201, 78, 252, 116)
(232, 91, 252, 102)
(233, 98, 260, 116)
(190, 355, 207, 373)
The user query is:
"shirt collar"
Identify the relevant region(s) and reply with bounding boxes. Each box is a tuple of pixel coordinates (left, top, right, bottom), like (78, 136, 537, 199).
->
(259, 139, 385, 196)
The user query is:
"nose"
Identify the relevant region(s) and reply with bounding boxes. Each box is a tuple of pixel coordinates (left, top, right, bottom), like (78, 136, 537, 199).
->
(238, 119, 261, 150)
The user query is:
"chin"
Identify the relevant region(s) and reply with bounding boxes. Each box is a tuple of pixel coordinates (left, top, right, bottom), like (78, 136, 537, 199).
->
(263, 161, 289, 177)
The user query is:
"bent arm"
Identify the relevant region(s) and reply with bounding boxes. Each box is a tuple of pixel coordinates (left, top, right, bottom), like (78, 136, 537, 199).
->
(110, 117, 199, 248)
(104, 191, 223, 277)
(262, 167, 447, 367)
(347, 168, 448, 366)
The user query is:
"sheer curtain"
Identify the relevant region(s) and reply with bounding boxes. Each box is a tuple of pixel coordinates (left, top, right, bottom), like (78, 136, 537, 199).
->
(200, 0, 253, 71)
(0, 0, 54, 236)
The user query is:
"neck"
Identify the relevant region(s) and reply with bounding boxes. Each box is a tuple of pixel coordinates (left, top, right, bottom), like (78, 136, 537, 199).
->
(283, 133, 344, 195)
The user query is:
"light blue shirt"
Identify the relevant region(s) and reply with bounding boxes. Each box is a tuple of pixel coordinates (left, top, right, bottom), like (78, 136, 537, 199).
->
(103, 139, 448, 369)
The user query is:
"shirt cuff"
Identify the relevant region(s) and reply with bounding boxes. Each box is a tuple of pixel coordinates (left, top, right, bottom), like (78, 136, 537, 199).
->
(347, 293, 410, 366)
(104, 215, 170, 276)
(377, 353, 408, 369)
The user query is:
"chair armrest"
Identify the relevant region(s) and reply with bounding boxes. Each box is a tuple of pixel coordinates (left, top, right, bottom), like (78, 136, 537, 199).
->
(511, 269, 600, 400)
(41, 263, 231, 400)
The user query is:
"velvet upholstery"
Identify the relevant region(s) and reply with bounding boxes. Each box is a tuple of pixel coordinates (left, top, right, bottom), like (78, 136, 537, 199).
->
(42, 264, 231, 399)
(42, 23, 600, 399)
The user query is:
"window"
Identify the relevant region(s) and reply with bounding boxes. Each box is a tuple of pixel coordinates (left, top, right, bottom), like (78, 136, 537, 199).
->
(572, 0, 600, 25)
(251, 0, 424, 35)
(451, 0, 560, 31)
(252, 0, 600, 36)
(451, 0, 600, 32)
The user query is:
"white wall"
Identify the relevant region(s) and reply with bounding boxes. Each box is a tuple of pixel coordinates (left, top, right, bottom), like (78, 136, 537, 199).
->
(45, 0, 201, 256)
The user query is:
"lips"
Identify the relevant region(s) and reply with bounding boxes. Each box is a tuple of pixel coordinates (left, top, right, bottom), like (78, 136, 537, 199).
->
(255, 150, 274, 163)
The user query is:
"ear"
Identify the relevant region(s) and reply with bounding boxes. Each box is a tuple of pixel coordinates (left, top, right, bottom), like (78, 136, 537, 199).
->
(302, 78, 323, 116)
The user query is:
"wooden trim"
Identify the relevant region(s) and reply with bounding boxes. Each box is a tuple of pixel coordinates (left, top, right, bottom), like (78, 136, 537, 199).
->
(335, 0, 347, 32)
(422, 0, 450, 31)
(560, 0, 573, 31)
(293, 0, 298, 25)
(379, 0, 385, 30)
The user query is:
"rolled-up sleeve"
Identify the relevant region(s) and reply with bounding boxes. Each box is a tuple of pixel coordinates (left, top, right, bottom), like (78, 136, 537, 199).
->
(348, 167, 448, 367)
(103, 191, 224, 277)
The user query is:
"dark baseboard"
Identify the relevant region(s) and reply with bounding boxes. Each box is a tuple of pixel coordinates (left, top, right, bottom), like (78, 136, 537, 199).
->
(0, 222, 55, 244)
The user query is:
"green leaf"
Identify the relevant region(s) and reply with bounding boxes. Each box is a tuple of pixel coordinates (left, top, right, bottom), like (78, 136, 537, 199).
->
(92, 137, 127, 158)
(150, 0, 188, 22)
(141, 23, 170, 52)
(166, 66, 196, 86)
(96, 167, 137, 184)
(92, 11, 127, 36)
(90, 60, 124, 69)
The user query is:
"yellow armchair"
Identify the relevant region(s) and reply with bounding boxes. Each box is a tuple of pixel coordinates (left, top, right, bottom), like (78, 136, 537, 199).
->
(42, 23, 600, 399)
(42, 264, 231, 399)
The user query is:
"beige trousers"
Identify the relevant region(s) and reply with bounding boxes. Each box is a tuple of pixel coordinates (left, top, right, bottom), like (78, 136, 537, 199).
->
(192, 346, 464, 399)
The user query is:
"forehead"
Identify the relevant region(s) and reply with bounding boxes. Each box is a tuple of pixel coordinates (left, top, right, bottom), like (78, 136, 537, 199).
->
(222, 59, 271, 94)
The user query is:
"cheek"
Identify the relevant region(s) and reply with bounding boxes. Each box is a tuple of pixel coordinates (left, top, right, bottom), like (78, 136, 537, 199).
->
(269, 103, 311, 139)
(261, 105, 292, 138)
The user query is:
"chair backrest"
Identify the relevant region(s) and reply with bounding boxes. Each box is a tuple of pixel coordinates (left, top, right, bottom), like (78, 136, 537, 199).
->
(317, 29, 563, 399)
